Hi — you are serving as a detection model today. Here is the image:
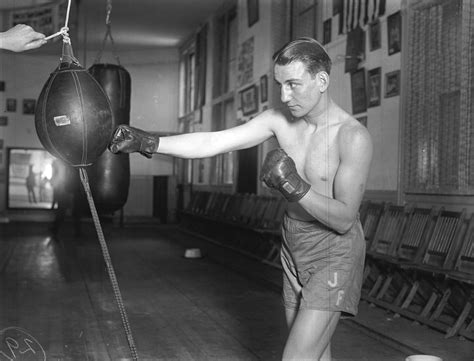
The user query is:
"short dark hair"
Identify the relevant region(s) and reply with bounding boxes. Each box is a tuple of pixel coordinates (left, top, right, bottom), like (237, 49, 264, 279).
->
(273, 37, 332, 76)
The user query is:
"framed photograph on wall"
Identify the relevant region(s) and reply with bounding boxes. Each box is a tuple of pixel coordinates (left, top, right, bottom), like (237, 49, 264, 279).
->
(6, 99, 17, 112)
(247, 0, 259, 27)
(323, 18, 332, 45)
(369, 20, 381, 51)
(350, 68, 367, 114)
(367, 67, 381, 107)
(23, 99, 36, 114)
(0, 81, 5, 92)
(385, 70, 401, 98)
(240, 84, 258, 116)
(260, 74, 268, 103)
(387, 11, 401, 55)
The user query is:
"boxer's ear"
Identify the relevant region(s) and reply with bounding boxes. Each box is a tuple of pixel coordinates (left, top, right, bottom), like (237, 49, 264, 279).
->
(317, 71, 329, 92)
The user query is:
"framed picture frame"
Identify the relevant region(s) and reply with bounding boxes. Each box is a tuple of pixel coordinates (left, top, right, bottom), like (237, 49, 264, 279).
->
(385, 70, 401, 98)
(0, 116, 8, 126)
(247, 0, 259, 27)
(387, 11, 401, 55)
(23, 99, 36, 115)
(0, 81, 5, 92)
(6, 99, 17, 112)
(350, 68, 367, 114)
(367, 67, 381, 107)
(323, 18, 332, 45)
(369, 20, 381, 51)
(260, 74, 268, 103)
(240, 84, 258, 116)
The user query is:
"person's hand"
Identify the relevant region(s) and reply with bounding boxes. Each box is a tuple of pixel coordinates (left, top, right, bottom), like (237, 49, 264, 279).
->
(260, 148, 310, 202)
(0, 24, 47, 52)
(109, 125, 160, 159)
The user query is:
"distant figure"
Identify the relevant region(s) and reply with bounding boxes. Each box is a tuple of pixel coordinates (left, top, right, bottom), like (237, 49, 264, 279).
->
(26, 164, 37, 203)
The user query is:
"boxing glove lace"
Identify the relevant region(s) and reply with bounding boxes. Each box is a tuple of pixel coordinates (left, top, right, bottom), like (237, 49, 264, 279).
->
(109, 125, 160, 158)
(260, 148, 310, 202)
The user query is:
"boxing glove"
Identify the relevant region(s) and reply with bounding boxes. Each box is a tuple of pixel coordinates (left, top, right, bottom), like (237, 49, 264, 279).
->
(109, 125, 160, 158)
(260, 148, 310, 202)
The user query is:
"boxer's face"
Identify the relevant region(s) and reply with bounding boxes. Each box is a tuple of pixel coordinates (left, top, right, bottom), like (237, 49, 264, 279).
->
(274, 60, 328, 118)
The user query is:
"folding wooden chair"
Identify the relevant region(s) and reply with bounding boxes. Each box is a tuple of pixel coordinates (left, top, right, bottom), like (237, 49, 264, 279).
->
(361, 201, 386, 250)
(447, 212, 474, 283)
(412, 208, 467, 272)
(363, 204, 412, 300)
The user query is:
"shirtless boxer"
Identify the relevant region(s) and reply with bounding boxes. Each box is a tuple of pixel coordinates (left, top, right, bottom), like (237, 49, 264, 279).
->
(109, 37, 373, 361)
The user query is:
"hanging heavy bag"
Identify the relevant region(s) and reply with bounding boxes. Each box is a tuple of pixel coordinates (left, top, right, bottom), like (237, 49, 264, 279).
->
(35, 43, 113, 167)
(88, 63, 131, 213)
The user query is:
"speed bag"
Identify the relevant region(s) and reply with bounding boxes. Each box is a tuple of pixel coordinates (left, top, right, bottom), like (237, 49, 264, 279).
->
(35, 62, 113, 167)
(88, 63, 131, 213)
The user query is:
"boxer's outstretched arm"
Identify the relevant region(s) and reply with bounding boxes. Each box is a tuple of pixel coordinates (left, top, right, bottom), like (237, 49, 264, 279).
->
(159, 114, 273, 158)
(109, 109, 278, 159)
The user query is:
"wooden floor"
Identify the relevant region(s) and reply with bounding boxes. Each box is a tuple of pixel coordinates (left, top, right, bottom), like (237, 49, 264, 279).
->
(0, 221, 423, 360)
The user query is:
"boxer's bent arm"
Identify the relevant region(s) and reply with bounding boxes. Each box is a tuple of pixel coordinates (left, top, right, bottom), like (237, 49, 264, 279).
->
(158, 110, 277, 158)
(298, 124, 373, 234)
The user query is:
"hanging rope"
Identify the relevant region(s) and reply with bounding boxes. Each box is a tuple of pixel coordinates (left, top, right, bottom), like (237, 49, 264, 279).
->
(79, 168, 139, 361)
(94, 0, 121, 65)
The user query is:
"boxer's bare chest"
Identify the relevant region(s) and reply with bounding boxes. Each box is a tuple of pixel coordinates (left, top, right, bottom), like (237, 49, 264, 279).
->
(277, 120, 341, 198)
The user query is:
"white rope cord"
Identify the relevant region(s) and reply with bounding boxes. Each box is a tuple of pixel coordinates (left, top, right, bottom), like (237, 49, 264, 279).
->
(44, 0, 73, 42)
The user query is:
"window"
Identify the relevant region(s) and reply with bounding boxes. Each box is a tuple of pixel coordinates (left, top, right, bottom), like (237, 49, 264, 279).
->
(213, 7, 237, 98)
(209, 4, 238, 186)
(403, 0, 473, 194)
(179, 44, 196, 117)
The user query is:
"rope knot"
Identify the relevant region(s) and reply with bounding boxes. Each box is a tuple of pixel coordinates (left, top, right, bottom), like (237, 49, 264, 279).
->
(60, 26, 71, 44)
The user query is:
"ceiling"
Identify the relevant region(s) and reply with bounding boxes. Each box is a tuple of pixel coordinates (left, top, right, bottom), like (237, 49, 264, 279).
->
(2, 0, 226, 53)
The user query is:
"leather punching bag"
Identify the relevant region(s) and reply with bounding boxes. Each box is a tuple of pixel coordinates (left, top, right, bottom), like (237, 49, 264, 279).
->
(35, 61, 113, 167)
(88, 63, 131, 213)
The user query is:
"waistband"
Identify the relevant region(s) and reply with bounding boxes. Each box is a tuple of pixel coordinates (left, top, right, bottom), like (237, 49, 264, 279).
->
(283, 212, 361, 233)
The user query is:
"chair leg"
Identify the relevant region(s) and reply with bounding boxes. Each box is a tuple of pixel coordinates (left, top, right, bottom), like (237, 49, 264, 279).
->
(429, 288, 451, 321)
(401, 281, 420, 309)
(376, 275, 393, 300)
(362, 264, 371, 285)
(368, 275, 384, 298)
(459, 318, 474, 341)
(420, 291, 438, 318)
(446, 301, 472, 339)
(394, 283, 409, 308)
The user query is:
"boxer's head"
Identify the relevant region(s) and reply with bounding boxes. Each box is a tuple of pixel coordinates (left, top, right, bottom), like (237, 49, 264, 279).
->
(273, 37, 331, 77)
